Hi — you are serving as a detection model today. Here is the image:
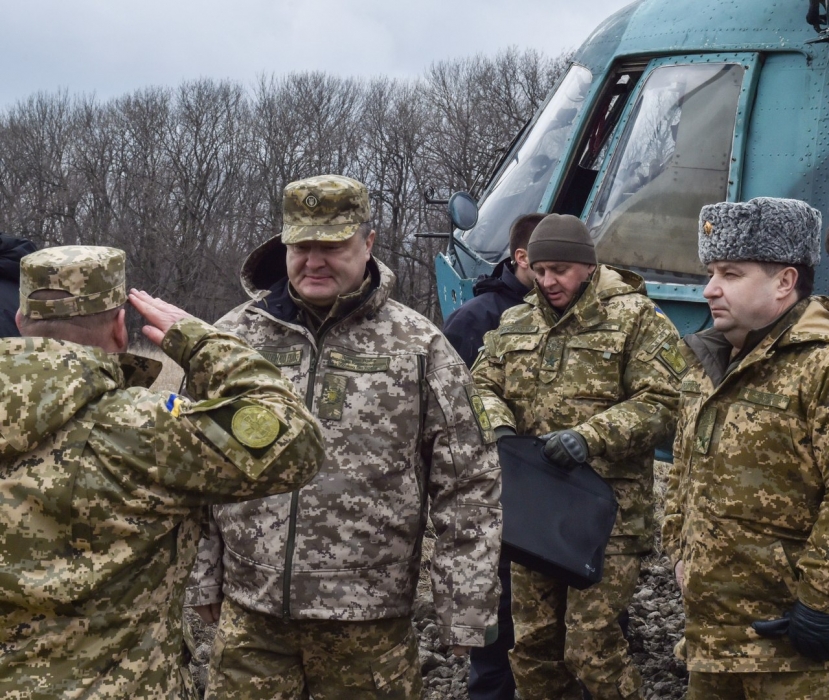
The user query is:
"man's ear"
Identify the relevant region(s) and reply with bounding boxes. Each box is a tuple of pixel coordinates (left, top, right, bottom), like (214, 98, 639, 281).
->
(513, 248, 530, 270)
(777, 267, 799, 299)
(14, 309, 23, 333)
(364, 229, 376, 259)
(112, 308, 128, 353)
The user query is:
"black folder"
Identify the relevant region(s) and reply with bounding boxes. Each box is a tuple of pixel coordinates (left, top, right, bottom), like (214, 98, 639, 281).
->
(498, 435, 619, 589)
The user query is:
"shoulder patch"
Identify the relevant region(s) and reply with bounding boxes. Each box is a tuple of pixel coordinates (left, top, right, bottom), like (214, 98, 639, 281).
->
(231, 406, 282, 448)
(657, 342, 688, 378)
(464, 384, 496, 444)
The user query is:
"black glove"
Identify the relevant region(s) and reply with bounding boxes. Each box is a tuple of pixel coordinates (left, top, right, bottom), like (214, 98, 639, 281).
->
(752, 600, 829, 662)
(541, 429, 589, 470)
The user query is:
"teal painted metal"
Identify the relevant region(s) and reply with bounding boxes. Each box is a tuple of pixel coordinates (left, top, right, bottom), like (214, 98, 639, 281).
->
(434, 0, 829, 336)
(436, 252, 474, 318)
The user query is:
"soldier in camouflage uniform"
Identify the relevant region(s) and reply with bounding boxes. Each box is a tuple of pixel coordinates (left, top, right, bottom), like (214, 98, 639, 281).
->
(663, 197, 829, 699)
(187, 175, 502, 699)
(0, 246, 324, 700)
(472, 214, 682, 699)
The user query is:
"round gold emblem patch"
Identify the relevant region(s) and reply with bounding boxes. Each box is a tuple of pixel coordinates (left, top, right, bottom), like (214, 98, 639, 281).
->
(304, 194, 319, 209)
(231, 406, 282, 448)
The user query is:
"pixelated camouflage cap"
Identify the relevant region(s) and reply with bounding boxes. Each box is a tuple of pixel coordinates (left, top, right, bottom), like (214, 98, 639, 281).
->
(281, 174, 371, 244)
(19, 245, 127, 319)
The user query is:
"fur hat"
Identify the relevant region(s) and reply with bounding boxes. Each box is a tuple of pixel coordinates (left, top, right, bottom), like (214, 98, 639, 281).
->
(699, 197, 822, 267)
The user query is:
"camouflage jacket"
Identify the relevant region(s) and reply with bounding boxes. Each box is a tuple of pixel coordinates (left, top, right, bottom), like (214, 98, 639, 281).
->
(472, 265, 681, 554)
(662, 297, 829, 673)
(0, 318, 323, 699)
(187, 257, 502, 647)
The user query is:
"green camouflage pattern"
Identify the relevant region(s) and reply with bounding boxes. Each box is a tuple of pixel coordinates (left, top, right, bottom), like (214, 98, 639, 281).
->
(19, 245, 127, 319)
(510, 555, 643, 699)
(205, 598, 421, 699)
(0, 317, 324, 699)
(281, 174, 370, 244)
(663, 297, 829, 673)
(472, 264, 681, 554)
(187, 257, 502, 649)
(688, 669, 829, 699)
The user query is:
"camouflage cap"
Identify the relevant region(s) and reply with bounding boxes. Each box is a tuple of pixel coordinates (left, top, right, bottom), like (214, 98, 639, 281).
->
(281, 174, 370, 244)
(19, 246, 127, 319)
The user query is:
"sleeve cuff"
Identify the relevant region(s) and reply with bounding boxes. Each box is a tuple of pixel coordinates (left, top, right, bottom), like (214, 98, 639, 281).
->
(161, 317, 216, 370)
(185, 583, 223, 608)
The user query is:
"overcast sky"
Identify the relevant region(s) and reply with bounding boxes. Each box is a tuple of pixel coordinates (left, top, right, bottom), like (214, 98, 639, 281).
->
(0, 0, 633, 109)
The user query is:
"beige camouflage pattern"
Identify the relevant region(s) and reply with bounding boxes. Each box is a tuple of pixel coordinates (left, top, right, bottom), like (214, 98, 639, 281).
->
(472, 264, 681, 554)
(19, 245, 127, 319)
(281, 174, 370, 244)
(510, 555, 643, 699)
(687, 669, 829, 699)
(663, 297, 829, 673)
(206, 598, 421, 699)
(0, 317, 324, 699)
(188, 257, 502, 648)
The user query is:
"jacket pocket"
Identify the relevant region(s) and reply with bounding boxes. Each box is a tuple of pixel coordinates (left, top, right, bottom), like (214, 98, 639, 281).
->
(493, 331, 543, 400)
(562, 332, 626, 401)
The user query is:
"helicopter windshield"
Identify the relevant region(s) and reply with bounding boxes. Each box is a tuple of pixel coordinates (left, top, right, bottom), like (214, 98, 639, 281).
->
(461, 65, 593, 262)
(587, 62, 744, 281)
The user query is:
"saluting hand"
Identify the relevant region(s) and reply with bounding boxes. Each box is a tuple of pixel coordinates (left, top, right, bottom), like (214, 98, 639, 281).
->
(128, 289, 193, 347)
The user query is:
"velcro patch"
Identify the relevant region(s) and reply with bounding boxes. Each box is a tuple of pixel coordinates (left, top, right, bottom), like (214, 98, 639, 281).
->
(681, 380, 701, 393)
(657, 343, 688, 377)
(260, 349, 302, 367)
(318, 373, 348, 421)
(231, 406, 283, 449)
(464, 384, 496, 444)
(738, 388, 790, 410)
(499, 324, 539, 335)
(328, 351, 390, 372)
(694, 406, 718, 455)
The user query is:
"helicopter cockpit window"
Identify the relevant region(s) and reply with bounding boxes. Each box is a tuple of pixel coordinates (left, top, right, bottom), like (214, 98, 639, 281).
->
(586, 63, 744, 282)
(461, 65, 592, 262)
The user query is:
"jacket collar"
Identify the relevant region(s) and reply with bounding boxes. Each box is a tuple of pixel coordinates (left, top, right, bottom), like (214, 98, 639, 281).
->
(684, 296, 829, 385)
(526, 264, 645, 329)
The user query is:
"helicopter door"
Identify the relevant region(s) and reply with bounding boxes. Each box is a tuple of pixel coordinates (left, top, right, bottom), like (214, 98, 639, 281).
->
(581, 54, 759, 283)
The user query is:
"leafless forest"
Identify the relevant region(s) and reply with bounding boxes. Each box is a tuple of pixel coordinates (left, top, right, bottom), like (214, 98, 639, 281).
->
(0, 48, 569, 326)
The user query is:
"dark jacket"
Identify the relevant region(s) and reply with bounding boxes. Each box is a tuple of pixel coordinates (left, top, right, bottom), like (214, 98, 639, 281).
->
(443, 259, 531, 367)
(0, 234, 37, 337)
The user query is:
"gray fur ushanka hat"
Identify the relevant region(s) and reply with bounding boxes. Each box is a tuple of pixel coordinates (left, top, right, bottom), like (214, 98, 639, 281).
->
(698, 197, 822, 267)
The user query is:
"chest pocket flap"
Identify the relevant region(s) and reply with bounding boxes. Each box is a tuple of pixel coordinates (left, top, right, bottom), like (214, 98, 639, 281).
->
(491, 328, 543, 358)
(566, 331, 626, 356)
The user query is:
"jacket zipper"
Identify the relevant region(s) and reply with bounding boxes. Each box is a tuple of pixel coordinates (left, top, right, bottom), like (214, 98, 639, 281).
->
(266, 293, 378, 620)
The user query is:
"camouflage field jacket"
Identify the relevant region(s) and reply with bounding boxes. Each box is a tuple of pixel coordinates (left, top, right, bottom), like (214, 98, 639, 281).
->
(0, 318, 324, 699)
(188, 257, 502, 647)
(663, 297, 829, 673)
(472, 265, 681, 555)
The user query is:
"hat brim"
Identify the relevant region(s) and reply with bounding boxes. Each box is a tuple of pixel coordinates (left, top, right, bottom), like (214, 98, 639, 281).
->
(281, 223, 361, 244)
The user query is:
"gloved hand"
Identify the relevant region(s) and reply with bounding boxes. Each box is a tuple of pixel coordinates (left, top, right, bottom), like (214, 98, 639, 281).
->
(752, 600, 829, 662)
(540, 429, 589, 470)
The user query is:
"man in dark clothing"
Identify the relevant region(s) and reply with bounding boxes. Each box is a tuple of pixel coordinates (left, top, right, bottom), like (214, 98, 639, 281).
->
(443, 213, 543, 700)
(444, 214, 541, 366)
(0, 233, 37, 337)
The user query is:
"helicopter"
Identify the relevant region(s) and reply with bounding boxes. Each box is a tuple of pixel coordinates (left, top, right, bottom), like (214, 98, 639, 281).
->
(434, 0, 829, 336)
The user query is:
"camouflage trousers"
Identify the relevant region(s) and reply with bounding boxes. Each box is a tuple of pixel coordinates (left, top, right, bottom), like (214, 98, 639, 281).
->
(688, 670, 829, 699)
(509, 554, 642, 700)
(205, 598, 423, 700)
